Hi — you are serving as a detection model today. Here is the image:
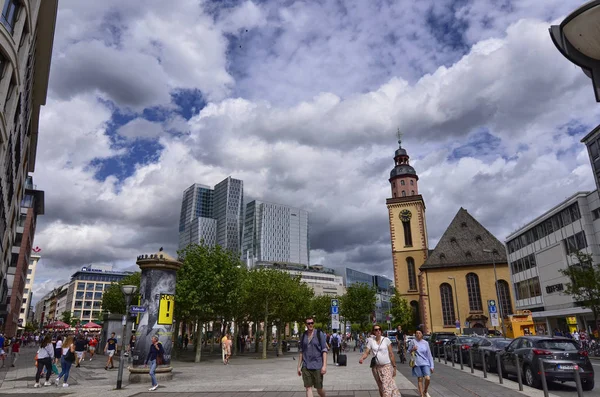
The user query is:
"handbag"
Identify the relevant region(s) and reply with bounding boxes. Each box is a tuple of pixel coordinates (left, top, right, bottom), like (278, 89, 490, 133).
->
(370, 356, 378, 368)
(370, 337, 383, 368)
(409, 351, 416, 368)
(65, 348, 75, 363)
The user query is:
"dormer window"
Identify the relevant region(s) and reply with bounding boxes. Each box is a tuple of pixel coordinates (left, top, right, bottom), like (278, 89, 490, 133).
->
(475, 235, 482, 242)
(440, 253, 446, 260)
(450, 237, 457, 244)
(461, 222, 467, 228)
(465, 251, 472, 258)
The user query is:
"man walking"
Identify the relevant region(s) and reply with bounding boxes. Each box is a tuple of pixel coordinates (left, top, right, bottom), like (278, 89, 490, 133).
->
(297, 316, 327, 397)
(329, 330, 341, 365)
(104, 332, 117, 370)
(145, 335, 164, 391)
(10, 337, 19, 367)
(74, 335, 87, 367)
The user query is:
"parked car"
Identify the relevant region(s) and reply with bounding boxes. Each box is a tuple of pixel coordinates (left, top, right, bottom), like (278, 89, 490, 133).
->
(385, 330, 398, 345)
(500, 336, 594, 390)
(470, 338, 512, 372)
(448, 336, 483, 364)
(429, 332, 456, 357)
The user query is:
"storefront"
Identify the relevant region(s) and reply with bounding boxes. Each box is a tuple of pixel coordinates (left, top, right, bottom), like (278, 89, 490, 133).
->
(531, 307, 594, 336)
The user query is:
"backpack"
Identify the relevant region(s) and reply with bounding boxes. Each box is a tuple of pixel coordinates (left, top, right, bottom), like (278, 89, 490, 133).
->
(331, 334, 340, 348)
(301, 329, 324, 352)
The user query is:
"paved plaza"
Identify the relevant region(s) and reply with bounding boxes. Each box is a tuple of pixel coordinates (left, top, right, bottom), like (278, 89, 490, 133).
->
(0, 345, 565, 397)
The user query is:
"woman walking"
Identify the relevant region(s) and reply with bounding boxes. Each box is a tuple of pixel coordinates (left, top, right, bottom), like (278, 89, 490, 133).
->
(55, 336, 76, 387)
(407, 329, 434, 397)
(34, 335, 54, 388)
(359, 324, 400, 397)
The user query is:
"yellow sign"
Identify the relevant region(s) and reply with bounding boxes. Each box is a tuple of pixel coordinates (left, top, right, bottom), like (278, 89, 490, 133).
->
(158, 294, 175, 325)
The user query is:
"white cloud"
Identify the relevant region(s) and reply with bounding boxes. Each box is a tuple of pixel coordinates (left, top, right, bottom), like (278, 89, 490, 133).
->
(117, 118, 164, 140)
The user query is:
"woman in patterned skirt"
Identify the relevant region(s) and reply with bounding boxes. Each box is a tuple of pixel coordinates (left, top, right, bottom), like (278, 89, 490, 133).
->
(359, 324, 401, 397)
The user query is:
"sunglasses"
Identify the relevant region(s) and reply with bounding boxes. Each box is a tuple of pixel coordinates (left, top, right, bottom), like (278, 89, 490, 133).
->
(373, 328, 382, 331)
(306, 322, 314, 325)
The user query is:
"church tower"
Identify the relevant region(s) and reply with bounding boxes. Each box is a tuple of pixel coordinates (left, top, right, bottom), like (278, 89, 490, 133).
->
(386, 132, 430, 332)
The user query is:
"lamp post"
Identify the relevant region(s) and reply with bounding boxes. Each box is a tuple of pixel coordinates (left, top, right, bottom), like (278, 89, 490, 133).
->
(483, 249, 507, 338)
(549, 0, 600, 102)
(116, 285, 137, 390)
(447, 277, 461, 334)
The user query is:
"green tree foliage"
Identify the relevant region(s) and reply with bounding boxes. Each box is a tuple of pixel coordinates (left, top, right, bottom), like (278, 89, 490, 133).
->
(310, 294, 334, 325)
(559, 251, 600, 329)
(339, 283, 376, 329)
(389, 289, 415, 330)
(100, 272, 141, 314)
(61, 310, 72, 325)
(176, 242, 245, 362)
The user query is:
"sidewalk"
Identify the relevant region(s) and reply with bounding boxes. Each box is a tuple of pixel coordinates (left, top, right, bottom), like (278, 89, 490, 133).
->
(0, 345, 562, 397)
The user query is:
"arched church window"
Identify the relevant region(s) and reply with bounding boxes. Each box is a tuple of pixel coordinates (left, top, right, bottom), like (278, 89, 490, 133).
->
(400, 210, 413, 247)
(410, 180, 414, 185)
(497, 280, 513, 317)
(400, 180, 405, 186)
(407, 257, 417, 290)
(440, 283, 455, 326)
(402, 191, 406, 197)
(411, 190, 415, 195)
(466, 273, 483, 311)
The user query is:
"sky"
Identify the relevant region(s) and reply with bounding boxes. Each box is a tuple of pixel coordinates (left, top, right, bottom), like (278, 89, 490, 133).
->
(32, 0, 600, 302)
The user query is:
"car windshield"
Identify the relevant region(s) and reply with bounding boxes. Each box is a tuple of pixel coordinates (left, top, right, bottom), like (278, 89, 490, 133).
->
(536, 340, 578, 351)
(457, 337, 479, 343)
(492, 339, 511, 348)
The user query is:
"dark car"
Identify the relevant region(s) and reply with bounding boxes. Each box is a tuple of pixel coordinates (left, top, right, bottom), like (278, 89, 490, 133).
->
(471, 338, 512, 372)
(448, 336, 483, 364)
(500, 336, 594, 390)
(429, 332, 456, 357)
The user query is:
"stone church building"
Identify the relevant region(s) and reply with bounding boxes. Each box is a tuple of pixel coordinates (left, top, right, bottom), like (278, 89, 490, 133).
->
(386, 137, 514, 334)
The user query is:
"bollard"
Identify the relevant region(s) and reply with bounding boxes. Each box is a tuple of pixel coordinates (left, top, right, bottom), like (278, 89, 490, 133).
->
(573, 366, 584, 397)
(540, 359, 549, 397)
(481, 350, 487, 378)
(515, 353, 523, 391)
(451, 345, 456, 367)
(444, 345, 448, 364)
(497, 353, 503, 384)
(459, 346, 464, 370)
(469, 348, 474, 373)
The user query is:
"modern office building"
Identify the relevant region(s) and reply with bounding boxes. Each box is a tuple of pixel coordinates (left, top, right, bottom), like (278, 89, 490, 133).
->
(18, 252, 39, 329)
(582, 125, 600, 191)
(64, 265, 133, 324)
(345, 268, 395, 324)
(242, 200, 310, 267)
(178, 177, 244, 253)
(0, 0, 57, 333)
(505, 191, 600, 334)
(257, 262, 345, 296)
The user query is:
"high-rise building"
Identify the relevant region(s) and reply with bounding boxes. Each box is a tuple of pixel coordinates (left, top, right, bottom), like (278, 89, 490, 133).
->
(18, 252, 39, 329)
(345, 268, 394, 323)
(0, 0, 57, 333)
(178, 177, 243, 253)
(242, 200, 309, 267)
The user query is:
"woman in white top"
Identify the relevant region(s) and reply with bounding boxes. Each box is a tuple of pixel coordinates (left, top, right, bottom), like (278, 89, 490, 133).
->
(359, 324, 400, 397)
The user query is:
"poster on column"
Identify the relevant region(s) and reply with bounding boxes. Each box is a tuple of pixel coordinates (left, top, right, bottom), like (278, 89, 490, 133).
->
(158, 294, 175, 325)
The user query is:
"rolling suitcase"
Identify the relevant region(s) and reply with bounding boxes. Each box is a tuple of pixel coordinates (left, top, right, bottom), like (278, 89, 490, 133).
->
(337, 354, 347, 366)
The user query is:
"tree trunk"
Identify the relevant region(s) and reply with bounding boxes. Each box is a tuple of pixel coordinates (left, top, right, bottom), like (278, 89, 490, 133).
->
(194, 321, 203, 363)
(277, 322, 283, 356)
(254, 321, 259, 353)
(210, 321, 215, 353)
(173, 319, 181, 358)
(262, 303, 269, 359)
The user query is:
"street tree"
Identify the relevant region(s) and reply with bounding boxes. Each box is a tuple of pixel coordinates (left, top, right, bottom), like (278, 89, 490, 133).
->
(339, 283, 376, 330)
(101, 272, 141, 314)
(61, 310, 72, 325)
(389, 289, 414, 330)
(559, 251, 600, 331)
(311, 294, 334, 325)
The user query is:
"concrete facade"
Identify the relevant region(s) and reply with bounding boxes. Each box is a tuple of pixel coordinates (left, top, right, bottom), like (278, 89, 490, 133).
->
(505, 190, 600, 334)
(18, 252, 38, 328)
(0, 0, 57, 330)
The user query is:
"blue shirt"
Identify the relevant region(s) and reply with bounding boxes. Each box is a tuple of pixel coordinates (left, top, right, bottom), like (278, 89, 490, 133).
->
(408, 339, 434, 369)
(300, 330, 328, 370)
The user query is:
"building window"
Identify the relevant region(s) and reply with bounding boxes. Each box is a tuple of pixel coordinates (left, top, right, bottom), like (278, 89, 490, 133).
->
(410, 180, 414, 185)
(497, 280, 513, 317)
(392, 182, 395, 188)
(77, 282, 85, 290)
(1, 0, 20, 33)
(400, 180, 405, 186)
(401, 191, 406, 197)
(402, 223, 412, 247)
(466, 273, 483, 311)
(411, 190, 415, 195)
(440, 283, 455, 326)
(407, 257, 417, 291)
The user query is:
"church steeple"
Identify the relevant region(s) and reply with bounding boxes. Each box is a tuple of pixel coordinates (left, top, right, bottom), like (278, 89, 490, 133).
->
(389, 129, 419, 199)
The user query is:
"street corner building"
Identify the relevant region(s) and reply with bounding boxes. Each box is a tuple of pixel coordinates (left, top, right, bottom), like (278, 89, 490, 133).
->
(385, 136, 515, 334)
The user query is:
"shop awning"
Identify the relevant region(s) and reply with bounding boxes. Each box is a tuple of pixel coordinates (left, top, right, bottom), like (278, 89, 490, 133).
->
(531, 307, 592, 318)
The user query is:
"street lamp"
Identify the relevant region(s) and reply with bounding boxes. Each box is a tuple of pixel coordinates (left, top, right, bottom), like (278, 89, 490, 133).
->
(482, 249, 507, 338)
(549, 0, 600, 102)
(116, 285, 137, 390)
(447, 277, 461, 334)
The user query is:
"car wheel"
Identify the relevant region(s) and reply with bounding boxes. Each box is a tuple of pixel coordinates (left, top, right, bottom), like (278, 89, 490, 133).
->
(524, 365, 541, 389)
(582, 379, 595, 391)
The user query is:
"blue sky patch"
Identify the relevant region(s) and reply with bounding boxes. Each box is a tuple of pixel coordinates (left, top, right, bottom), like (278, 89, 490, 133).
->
(449, 130, 502, 161)
(89, 139, 164, 183)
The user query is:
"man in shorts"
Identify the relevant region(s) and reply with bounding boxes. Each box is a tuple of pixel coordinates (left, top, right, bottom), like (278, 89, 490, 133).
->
(74, 335, 87, 367)
(297, 316, 327, 397)
(88, 336, 98, 360)
(105, 333, 117, 370)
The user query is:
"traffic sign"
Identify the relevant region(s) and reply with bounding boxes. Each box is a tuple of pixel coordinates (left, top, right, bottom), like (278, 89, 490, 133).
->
(490, 312, 499, 327)
(331, 306, 339, 315)
(331, 299, 339, 307)
(487, 299, 497, 314)
(130, 306, 147, 313)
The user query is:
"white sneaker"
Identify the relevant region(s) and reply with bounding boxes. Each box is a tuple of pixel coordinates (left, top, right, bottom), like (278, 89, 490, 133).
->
(149, 384, 158, 391)
(33, 383, 40, 388)
(54, 378, 60, 386)
(425, 393, 431, 397)
(63, 383, 69, 388)
(44, 381, 52, 386)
